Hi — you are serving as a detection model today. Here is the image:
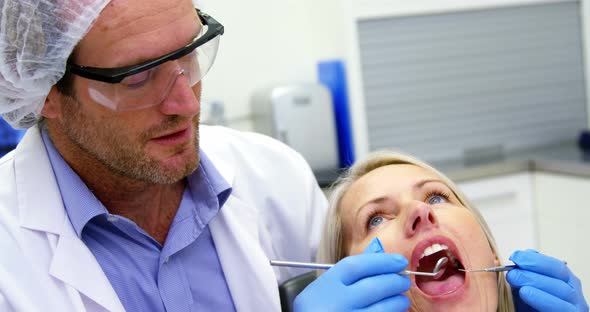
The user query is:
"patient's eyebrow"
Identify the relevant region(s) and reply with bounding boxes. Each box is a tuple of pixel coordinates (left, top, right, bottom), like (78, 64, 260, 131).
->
(355, 196, 388, 219)
(414, 178, 448, 190)
(354, 178, 449, 219)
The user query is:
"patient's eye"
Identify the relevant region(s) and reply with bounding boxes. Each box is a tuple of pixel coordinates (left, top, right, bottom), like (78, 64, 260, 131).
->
(426, 191, 449, 205)
(368, 215, 384, 229)
(428, 195, 446, 205)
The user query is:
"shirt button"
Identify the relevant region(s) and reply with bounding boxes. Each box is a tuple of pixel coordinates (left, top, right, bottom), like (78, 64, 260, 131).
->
(107, 216, 118, 222)
(164, 257, 170, 264)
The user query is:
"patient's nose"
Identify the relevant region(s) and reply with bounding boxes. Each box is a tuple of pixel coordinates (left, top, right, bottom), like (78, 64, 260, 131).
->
(405, 202, 439, 237)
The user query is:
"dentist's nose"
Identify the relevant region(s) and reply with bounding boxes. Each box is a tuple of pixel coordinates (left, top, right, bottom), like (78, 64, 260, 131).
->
(404, 202, 439, 237)
(159, 70, 200, 117)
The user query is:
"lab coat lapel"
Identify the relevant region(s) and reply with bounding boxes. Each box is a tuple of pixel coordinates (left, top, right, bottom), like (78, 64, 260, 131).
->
(210, 195, 281, 311)
(49, 218, 125, 312)
(16, 126, 65, 234)
(15, 127, 124, 312)
(201, 127, 280, 311)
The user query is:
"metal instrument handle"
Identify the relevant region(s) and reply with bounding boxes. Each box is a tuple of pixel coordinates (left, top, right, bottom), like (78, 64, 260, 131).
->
(269, 260, 438, 277)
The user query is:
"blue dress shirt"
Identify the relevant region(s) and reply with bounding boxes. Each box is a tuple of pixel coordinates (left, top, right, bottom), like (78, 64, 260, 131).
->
(42, 128, 236, 311)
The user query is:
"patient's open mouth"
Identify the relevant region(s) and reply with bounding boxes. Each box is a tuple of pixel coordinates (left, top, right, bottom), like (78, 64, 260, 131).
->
(415, 244, 466, 297)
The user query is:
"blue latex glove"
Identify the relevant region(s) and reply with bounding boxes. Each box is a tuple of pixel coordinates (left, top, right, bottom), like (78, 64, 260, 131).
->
(507, 249, 588, 312)
(294, 237, 411, 311)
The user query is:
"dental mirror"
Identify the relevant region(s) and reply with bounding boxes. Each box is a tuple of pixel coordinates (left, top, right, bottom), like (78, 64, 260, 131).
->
(430, 256, 448, 279)
(269, 256, 450, 279)
(407, 256, 449, 279)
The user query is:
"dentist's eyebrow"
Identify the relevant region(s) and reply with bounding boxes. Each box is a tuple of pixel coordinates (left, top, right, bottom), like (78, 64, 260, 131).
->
(114, 18, 202, 67)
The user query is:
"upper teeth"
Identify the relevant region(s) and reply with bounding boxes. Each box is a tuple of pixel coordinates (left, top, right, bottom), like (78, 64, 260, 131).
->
(420, 243, 449, 259)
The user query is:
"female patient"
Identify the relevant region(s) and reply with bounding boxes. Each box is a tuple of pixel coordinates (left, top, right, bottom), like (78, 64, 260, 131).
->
(295, 151, 587, 311)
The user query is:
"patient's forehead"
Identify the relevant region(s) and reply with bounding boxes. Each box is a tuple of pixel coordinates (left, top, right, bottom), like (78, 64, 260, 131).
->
(340, 164, 441, 213)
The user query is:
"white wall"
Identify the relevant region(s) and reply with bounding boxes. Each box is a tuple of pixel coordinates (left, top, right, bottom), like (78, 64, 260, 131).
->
(198, 0, 342, 131)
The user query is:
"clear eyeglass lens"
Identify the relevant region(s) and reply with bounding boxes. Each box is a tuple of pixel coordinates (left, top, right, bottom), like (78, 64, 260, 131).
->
(120, 69, 153, 88)
(86, 34, 220, 112)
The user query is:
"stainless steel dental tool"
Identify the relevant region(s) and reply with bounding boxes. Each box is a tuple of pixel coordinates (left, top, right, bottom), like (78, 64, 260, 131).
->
(270, 256, 449, 279)
(458, 264, 517, 273)
(458, 259, 567, 273)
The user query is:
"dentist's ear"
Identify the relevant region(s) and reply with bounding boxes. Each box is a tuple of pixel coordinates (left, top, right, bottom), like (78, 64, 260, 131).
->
(41, 87, 63, 119)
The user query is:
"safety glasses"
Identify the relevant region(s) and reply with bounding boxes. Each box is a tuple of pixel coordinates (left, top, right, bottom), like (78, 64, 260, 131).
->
(66, 9, 224, 111)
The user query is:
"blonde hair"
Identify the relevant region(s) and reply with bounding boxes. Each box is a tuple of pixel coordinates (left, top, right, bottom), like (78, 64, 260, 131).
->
(317, 151, 514, 312)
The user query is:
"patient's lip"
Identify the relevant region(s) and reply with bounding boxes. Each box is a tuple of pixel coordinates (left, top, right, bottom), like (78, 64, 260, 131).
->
(411, 235, 468, 300)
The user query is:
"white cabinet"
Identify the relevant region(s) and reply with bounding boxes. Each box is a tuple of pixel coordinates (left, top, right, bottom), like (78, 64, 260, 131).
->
(534, 173, 590, 299)
(457, 171, 590, 299)
(457, 173, 536, 263)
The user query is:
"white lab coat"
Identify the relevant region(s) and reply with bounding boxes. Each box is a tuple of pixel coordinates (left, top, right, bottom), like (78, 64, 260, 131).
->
(0, 124, 328, 311)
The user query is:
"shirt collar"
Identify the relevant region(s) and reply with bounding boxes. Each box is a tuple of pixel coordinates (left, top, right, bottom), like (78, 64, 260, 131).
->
(41, 127, 107, 237)
(193, 150, 232, 208)
(41, 127, 232, 238)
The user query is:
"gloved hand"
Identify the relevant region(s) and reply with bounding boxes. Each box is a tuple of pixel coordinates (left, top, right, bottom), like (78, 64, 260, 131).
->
(294, 237, 411, 312)
(507, 249, 588, 312)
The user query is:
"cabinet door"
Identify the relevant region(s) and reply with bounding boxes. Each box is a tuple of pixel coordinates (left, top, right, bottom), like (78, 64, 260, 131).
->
(535, 173, 590, 299)
(457, 172, 536, 262)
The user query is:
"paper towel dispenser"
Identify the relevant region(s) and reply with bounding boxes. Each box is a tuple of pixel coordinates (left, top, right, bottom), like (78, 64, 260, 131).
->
(251, 84, 339, 172)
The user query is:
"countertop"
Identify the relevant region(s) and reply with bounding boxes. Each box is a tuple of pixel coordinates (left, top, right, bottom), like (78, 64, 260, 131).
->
(315, 140, 590, 187)
(437, 140, 590, 182)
